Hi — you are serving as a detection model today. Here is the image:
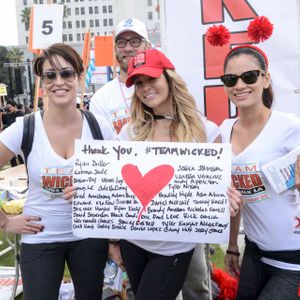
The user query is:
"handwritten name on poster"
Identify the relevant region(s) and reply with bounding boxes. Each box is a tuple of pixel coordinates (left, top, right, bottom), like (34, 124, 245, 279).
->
(73, 140, 232, 244)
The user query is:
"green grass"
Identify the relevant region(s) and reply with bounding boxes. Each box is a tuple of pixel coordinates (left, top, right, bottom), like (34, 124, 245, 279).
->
(0, 232, 18, 266)
(210, 244, 225, 269)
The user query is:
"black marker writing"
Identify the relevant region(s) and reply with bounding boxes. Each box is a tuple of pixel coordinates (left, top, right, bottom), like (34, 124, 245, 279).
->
(112, 145, 133, 160)
(81, 144, 109, 155)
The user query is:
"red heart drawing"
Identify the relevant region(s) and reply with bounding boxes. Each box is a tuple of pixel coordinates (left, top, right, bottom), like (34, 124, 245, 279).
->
(121, 164, 175, 221)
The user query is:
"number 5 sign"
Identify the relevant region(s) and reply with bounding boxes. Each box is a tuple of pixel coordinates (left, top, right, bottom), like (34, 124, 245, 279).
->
(31, 4, 63, 49)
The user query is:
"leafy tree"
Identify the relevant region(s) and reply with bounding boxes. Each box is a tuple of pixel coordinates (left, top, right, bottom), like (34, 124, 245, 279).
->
(20, 7, 31, 31)
(0, 46, 9, 86)
(7, 48, 24, 63)
(6, 48, 25, 97)
(63, 4, 70, 19)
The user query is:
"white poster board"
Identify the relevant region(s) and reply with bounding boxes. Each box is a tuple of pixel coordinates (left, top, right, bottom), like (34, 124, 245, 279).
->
(73, 140, 231, 244)
(161, 0, 300, 124)
(32, 4, 63, 49)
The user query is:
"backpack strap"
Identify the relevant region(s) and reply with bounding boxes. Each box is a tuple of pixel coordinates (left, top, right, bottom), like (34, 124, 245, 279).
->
(80, 109, 104, 140)
(21, 112, 35, 166)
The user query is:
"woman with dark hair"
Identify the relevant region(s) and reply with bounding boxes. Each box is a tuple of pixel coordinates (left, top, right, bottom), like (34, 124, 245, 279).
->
(220, 45, 300, 299)
(0, 43, 115, 300)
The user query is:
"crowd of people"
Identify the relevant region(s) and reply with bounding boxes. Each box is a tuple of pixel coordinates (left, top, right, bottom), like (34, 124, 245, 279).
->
(0, 16, 299, 300)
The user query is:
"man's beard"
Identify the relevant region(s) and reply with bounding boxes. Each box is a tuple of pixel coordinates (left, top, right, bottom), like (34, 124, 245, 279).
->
(116, 54, 129, 72)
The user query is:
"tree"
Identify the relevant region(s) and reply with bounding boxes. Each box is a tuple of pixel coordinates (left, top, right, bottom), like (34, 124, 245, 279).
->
(63, 4, 70, 19)
(6, 48, 25, 97)
(20, 7, 31, 31)
(7, 48, 24, 63)
(0, 46, 9, 86)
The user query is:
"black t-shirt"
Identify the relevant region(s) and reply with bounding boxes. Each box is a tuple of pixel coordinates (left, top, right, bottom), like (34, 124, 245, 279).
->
(2, 112, 18, 129)
(16, 111, 24, 117)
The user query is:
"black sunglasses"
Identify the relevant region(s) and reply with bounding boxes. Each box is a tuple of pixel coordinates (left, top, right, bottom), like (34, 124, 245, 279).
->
(115, 38, 144, 48)
(42, 69, 77, 84)
(220, 70, 265, 87)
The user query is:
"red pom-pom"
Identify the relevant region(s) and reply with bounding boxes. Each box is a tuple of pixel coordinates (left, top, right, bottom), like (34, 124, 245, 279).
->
(212, 265, 239, 300)
(247, 16, 273, 43)
(206, 25, 230, 47)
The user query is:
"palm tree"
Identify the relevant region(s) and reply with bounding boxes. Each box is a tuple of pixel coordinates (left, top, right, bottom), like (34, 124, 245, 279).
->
(20, 7, 31, 31)
(6, 47, 25, 97)
(7, 48, 24, 63)
(63, 4, 70, 19)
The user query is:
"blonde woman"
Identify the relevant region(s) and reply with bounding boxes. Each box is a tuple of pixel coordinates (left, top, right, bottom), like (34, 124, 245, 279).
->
(111, 49, 242, 300)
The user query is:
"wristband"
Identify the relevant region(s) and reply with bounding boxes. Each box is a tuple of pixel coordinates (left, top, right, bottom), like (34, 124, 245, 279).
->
(109, 239, 120, 245)
(226, 249, 240, 256)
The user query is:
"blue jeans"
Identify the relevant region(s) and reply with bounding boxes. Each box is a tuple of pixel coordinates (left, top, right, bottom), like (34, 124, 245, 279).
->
(20, 239, 108, 300)
(120, 240, 194, 300)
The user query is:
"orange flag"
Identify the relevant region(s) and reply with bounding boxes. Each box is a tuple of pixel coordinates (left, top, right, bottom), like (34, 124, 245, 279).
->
(82, 31, 91, 69)
(28, 7, 40, 54)
(94, 36, 114, 66)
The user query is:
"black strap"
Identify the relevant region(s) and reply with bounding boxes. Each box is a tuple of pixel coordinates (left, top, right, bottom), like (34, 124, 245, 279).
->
(80, 109, 104, 140)
(21, 112, 36, 166)
(21, 111, 37, 187)
(245, 235, 300, 264)
(153, 114, 175, 120)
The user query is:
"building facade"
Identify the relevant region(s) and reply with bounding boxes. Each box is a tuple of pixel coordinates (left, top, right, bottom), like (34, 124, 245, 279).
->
(12, 0, 160, 105)
(16, 0, 160, 47)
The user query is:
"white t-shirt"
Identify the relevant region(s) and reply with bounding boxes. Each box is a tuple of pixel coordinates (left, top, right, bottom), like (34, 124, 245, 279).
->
(0, 112, 115, 244)
(90, 77, 134, 134)
(118, 117, 220, 256)
(220, 111, 300, 270)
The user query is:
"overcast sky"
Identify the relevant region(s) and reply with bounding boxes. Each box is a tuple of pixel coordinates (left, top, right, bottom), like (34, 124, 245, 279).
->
(0, 0, 18, 46)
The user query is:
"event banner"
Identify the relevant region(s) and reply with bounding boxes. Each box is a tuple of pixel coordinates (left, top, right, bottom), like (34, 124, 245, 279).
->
(161, 0, 300, 124)
(73, 140, 231, 244)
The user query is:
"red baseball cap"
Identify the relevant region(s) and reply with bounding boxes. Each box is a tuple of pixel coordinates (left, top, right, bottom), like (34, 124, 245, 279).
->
(126, 49, 175, 87)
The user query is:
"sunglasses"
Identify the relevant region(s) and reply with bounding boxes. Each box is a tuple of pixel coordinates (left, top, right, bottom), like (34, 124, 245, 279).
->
(220, 70, 265, 87)
(115, 38, 144, 48)
(42, 69, 77, 84)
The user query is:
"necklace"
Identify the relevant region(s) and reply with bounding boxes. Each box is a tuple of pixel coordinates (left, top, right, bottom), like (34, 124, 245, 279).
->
(118, 77, 130, 110)
(153, 114, 175, 120)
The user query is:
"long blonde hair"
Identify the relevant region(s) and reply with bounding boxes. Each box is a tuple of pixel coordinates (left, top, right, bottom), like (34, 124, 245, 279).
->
(128, 69, 207, 142)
